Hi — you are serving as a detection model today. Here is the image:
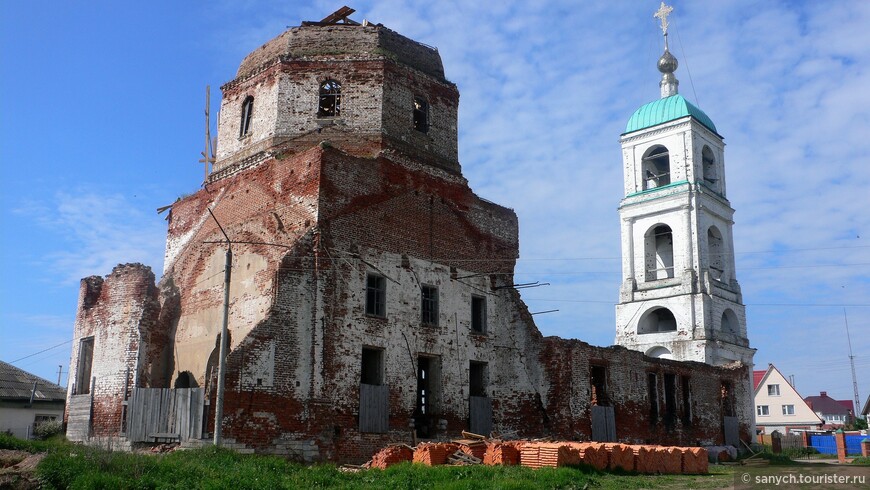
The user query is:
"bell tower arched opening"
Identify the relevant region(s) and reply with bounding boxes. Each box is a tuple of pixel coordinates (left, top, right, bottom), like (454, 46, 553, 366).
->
(638, 307, 678, 334)
(642, 145, 671, 190)
(721, 309, 739, 335)
(701, 145, 717, 185)
(646, 346, 673, 359)
(645, 225, 674, 281)
(707, 226, 725, 281)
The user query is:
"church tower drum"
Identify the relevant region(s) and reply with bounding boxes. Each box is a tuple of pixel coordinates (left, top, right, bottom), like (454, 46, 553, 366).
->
(614, 4, 754, 367)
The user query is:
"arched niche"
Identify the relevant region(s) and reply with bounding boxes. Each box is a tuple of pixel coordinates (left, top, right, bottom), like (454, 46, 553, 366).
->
(638, 307, 678, 334)
(646, 346, 673, 359)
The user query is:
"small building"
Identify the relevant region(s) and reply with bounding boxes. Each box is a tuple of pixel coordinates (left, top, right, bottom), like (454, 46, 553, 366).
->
(804, 391, 854, 429)
(752, 364, 821, 434)
(0, 361, 66, 439)
(860, 394, 869, 422)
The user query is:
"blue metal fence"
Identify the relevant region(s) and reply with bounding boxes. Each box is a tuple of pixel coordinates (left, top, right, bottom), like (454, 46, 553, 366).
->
(845, 434, 865, 456)
(808, 433, 867, 456)
(809, 434, 837, 455)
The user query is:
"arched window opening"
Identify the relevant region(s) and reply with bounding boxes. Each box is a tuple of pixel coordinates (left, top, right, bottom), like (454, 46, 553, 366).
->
(638, 308, 678, 334)
(645, 224, 674, 281)
(239, 96, 254, 137)
(707, 226, 725, 281)
(413, 97, 429, 133)
(721, 309, 739, 335)
(701, 146, 717, 185)
(646, 346, 673, 359)
(642, 145, 671, 190)
(318, 80, 341, 117)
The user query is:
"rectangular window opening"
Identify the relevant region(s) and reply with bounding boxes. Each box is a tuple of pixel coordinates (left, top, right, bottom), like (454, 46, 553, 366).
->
(767, 384, 780, 396)
(469, 361, 487, 398)
(663, 373, 677, 429)
(361, 348, 384, 386)
(756, 405, 769, 416)
(415, 356, 441, 438)
(471, 296, 487, 334)
(721, 381, 734, 416)
(75, 337, 95, 395)
(681, 376, 691, 426)
(366, 274, 386, 317)
(590, 365, 608, 406)
(647, 372, 659, 424)
(421, 285, 438, 326)
(413, 97, 429, 133)
(782, 404, 795, 416)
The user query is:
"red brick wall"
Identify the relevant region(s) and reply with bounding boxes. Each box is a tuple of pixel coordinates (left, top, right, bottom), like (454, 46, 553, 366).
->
(65, 264, 159, 438)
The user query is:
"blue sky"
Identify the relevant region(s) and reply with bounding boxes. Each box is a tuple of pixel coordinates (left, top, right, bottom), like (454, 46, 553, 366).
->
(2, 1, 868, 409)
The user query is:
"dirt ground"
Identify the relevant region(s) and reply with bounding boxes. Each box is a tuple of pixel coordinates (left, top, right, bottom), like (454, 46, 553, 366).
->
(0, 449, 44, 490)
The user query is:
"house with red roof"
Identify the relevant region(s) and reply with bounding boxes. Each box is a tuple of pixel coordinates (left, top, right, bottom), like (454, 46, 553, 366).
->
(753, 364, 822, 434)
(803, 391, 855, 429)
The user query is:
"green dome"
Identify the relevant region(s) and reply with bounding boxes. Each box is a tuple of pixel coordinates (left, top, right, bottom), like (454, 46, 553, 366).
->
(624, 94, 717, 135)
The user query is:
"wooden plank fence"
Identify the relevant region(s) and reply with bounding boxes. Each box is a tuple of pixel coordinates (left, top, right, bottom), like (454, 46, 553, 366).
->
(127, 388, 204, 442)
(469, 396, 492, 436)
(359, 383, 389, 433)
(66, 394, 93, 442)
(591, 405, 617, 442)
(723, 416, 739, 447)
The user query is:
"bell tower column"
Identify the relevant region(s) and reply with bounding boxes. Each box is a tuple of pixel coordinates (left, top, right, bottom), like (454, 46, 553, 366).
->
(614, 3, 754, 368)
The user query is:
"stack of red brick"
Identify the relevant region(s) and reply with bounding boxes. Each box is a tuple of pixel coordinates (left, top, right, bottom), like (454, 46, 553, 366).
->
(369, 445, 414, 470)
(603, 443, 635, 472)
(367, 440, 708, 475)
(520, 443, 582, 469)
(564, 443, 608, 470)
(482, 442, 520, 465)
(412, 442, 459, 466)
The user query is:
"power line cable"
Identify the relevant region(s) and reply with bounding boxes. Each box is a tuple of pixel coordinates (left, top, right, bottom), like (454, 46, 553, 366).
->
(9, 339, 73, 363)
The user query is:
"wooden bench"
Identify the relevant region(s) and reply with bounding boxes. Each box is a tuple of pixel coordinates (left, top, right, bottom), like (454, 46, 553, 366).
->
(149, 433, 180, 444)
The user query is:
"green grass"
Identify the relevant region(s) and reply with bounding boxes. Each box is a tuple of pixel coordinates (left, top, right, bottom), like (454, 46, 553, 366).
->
(851, 456, 870, 465)
(0, 434, 740, 489)
(0, 432, 67, 453)
(26, 444, 740, 490)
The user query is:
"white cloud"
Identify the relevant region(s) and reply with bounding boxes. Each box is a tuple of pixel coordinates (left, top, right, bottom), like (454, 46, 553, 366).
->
(15, 189, 167, 284)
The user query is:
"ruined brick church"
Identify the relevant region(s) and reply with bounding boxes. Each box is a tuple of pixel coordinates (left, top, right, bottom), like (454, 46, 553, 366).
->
(65, 7, 754, 461)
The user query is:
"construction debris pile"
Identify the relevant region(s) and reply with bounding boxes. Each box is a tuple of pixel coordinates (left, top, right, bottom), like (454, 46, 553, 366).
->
(361, 432, 708, 475)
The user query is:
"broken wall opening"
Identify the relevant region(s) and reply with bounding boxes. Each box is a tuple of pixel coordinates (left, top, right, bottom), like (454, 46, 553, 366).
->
(360, 347, 387, 433)
(75, 337, 94, 395)
(469, 361, 491, 435)
(415, 355, 441, 438)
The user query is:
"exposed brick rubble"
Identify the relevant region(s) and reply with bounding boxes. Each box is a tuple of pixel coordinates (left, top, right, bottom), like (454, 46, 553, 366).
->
(65, 11, 753, 463)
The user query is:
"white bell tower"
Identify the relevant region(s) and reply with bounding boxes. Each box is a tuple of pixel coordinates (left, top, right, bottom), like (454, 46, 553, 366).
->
(614, 3, 754, 367)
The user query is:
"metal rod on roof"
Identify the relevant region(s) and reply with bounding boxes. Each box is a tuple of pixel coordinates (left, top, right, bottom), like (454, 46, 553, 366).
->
(28, 381, 37, 406)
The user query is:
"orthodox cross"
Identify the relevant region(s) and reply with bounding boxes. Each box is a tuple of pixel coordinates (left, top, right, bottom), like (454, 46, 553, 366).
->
(654, 2, 674, 36)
